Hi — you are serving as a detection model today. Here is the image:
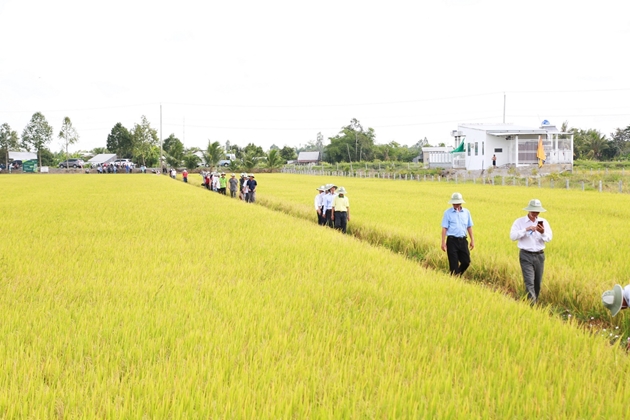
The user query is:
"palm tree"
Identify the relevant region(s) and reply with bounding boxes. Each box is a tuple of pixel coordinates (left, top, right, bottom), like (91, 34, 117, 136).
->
(266, 149, 282, 170)
(206, 140, 223, 169)
(584, 130, 608, 160)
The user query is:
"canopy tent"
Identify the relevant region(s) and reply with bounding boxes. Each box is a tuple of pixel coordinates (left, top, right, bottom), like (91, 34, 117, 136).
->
(9, 151, 37, 161)
(88, 154, 117, 165)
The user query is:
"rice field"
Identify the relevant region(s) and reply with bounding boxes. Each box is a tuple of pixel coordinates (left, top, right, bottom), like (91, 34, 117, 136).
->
(1, 173, 629, 418)
(258, 173, 630, 326)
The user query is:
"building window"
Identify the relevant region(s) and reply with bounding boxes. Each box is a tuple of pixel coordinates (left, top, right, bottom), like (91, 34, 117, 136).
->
(494, 148, 503, 153)
(474, 142, 478, 156)
(482, 142, 485, 155)
(467, 143, 471, 156)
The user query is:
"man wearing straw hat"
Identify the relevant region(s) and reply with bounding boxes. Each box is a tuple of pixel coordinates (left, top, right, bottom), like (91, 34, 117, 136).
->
(510, 199, 553, 303)
(602, 284, 630, 317)
(441, 192, 475, 276)
(332, 186, 350, 233)
(314, 185, 326, 225)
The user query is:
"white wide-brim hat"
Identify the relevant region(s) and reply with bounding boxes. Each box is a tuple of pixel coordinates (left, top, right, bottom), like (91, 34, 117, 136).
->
(602, 284, 624, 317)
(448, 192, 465, 204)
(337, 187, 347, 195)
(523, 199, 546, 212)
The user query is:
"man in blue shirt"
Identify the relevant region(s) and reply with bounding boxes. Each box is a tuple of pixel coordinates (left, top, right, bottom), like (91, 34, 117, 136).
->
(441, 192, 475, 275)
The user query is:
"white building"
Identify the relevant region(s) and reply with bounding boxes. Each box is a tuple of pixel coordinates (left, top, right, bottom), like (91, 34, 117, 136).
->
(432, 122, 573, 171)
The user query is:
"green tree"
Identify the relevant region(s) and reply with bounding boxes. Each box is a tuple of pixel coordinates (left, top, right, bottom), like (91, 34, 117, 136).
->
(324, 118, 375, 163)
(163, 134, 184, 156)
(571, 128, 609, 160)
(206, 140, 224, 168)
(583, 130, 608, 160)
(610, 125, 630, 159)
(58, 117, 80, 170)
(183, 153, 200, 170)
(242, 152, 257, 172)
(91, 147, 110, 155)
(243, 143, 265, 157)
(107, 123, 133, 158)
(163, 134, 185, 167)
(39, 148, 55, 167)
(279, 145, 297, 162)
(265, 149, 282, 170)
(0, 123, 20, 169)
(21, 112, 53, 167)
(131, 116, 159, 167)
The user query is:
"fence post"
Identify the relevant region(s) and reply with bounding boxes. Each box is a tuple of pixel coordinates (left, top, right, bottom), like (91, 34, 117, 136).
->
(502, 176, 505, 186)
(526, 178, 528, 187)
(473, 177, 476, 184)
(620, 180, 623, 193)
(492, 177, 495, 186)
(581, 181, 584, 191)
(538, 178, 541, 188)
(599, 180, 602, 192)
(455, 174, 458, 184)
(566, 179, 569, 189)
(550, 180, 554, 188)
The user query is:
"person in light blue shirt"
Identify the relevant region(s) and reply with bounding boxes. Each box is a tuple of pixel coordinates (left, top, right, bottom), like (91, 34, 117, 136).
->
(441, 192, 475, 275)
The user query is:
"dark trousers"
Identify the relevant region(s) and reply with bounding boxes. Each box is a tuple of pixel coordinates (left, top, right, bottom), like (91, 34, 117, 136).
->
(230, 190, 237, 198)
(519, 249, 545, 303)
(334, 211, 348, 233)
(446, 236, 470, 275)
(317, 207, 326, 225)
(325, 209, 333, 228)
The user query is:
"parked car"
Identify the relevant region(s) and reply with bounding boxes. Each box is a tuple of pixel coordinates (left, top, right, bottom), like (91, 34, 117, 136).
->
(114, 159, 133, 166)
(59, 158, 84, 168)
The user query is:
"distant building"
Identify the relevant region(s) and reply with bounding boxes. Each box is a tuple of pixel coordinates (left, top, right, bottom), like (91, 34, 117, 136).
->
(297, 151, 320, 164)
(426, 122, 574, 171)
(420, 146, 453, 168)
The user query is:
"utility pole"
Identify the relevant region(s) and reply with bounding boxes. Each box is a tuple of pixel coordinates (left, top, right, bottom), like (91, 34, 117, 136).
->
(160, 104, 163, 172)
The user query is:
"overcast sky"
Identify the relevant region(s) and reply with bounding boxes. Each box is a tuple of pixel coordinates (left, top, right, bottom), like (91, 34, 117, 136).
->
(1, 0, 629, 154)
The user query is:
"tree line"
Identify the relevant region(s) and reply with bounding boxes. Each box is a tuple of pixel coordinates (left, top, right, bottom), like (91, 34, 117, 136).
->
(2, 113, 630, 172)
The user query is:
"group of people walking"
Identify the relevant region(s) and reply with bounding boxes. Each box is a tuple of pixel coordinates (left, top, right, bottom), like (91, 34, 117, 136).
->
(197, 171, 257, 202)
(441, 192, 553, 304)
(314, 184, 350, 233)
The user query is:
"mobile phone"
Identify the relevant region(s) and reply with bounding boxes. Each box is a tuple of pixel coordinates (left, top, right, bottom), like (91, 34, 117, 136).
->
(537, 221, 544, 227)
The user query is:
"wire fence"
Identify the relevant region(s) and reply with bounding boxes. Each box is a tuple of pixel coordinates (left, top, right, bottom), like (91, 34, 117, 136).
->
(282, 166, 630, 194)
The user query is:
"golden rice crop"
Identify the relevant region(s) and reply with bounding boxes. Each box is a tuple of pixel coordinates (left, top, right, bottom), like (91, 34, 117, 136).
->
(258, 173, 630, 325)
(0, 174, 629, 418)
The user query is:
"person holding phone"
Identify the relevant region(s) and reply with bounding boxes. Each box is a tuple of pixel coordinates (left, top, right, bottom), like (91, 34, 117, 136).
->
(509, 199, 553, 303)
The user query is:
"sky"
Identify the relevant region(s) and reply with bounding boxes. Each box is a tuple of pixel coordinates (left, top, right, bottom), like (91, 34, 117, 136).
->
(1, 0, 629, 154)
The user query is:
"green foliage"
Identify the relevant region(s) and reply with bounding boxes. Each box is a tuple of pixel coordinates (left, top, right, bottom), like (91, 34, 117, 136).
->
(279, 146, 297, 162)
(21, 112, 53, 167)
(265, 149, 282, 170)
(58, 116, 80, 166)
(325, 118, 375, 163)
(90, 147, 110, 155)
(0, 123, 19, 168)
(206, 141, 223, 167)
(243, 142, 265, 157)
(183, 153, 200, 170)
(106, 123, 133, 158)
(131, 116, 159, 166)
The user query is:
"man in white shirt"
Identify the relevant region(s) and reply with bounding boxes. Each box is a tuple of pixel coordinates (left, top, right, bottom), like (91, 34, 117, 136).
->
(510, 199, 553, 303)
(314, 186, 326, 225)
(324, 184, 337, 228)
